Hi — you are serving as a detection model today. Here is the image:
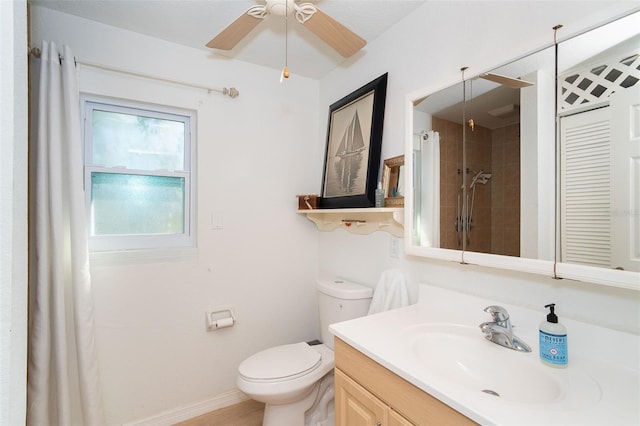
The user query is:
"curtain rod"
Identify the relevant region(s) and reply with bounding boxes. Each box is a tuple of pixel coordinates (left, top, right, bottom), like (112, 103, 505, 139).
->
(29, 47, 239, 99)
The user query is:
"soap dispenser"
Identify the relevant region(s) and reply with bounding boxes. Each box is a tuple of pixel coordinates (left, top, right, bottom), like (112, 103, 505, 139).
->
(539, 303, 568, 368)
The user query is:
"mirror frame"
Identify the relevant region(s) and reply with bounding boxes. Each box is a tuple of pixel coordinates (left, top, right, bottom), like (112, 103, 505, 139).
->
(404, 14, 640, 290)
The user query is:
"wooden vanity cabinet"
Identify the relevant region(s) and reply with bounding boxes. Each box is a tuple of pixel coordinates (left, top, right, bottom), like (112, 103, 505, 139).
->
(334, 338, 477, 426)
(389, 409, 414, 426)
(335, 368, 389, 426)
(335, 368, 412, 426)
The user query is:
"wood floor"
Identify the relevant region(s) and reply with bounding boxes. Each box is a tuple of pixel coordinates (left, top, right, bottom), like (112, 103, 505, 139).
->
(175, 399, 265, 426)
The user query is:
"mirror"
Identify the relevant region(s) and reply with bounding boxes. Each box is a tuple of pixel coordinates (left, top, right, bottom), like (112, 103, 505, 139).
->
(411, 47, 556, 262)
(382, 155, 404, 207)
(555, 12, 640, 285)
(411, 82, 461, 252)
(407, 11, 640, 288)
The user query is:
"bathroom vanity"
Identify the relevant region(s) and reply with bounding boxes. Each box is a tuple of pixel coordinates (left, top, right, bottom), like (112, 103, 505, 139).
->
(334, 337, 474, 425)
(330, 284, 640, 425)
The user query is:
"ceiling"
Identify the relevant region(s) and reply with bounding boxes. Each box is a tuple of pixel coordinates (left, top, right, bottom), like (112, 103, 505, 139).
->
(31, 0, 427, 79)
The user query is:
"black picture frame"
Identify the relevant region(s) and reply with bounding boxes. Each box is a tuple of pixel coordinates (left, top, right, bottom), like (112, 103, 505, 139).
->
(320, 73, 388, 209)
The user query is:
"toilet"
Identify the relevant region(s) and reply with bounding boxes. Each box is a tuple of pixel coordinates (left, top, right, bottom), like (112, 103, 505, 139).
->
(236, 279, 373, 426)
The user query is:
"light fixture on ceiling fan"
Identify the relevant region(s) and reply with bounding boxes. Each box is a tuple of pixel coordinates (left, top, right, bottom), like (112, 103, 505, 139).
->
(281, 0, 289, 81)
(206, 0, 367, 58)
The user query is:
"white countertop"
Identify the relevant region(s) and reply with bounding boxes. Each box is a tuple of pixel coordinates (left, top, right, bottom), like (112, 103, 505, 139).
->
(329, 284, 640, 425)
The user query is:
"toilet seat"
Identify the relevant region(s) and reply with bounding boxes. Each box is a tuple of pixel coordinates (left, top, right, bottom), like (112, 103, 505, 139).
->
(238, 342, 321, 382)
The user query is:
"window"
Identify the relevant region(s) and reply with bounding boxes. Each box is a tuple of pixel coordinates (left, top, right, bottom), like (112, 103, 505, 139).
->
(83, 97, 195, 251)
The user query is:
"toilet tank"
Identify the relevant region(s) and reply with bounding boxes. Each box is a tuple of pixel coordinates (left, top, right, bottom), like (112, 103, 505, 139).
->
(317, 279, 373, 350)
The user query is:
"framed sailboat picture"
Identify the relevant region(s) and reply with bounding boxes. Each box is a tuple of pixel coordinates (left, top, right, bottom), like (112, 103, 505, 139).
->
(320, 73, 387, 208)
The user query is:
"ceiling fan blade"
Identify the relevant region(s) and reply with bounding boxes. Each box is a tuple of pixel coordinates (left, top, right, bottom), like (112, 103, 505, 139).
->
(480, 73, 534, 88)
(302, 7, 366, 58)
(206, 12, 263, 50)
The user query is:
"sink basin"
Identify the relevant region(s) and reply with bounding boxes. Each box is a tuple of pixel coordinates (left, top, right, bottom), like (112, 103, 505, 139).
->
(401, 323, 601, 406)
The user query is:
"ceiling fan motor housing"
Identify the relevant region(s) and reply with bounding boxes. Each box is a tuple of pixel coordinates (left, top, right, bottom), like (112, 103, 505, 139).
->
(266, 0, 295, 16)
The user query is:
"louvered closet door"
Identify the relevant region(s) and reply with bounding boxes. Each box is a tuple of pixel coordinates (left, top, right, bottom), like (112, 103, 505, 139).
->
(611, 85, 640, 272)
(560, 107, 612, 267)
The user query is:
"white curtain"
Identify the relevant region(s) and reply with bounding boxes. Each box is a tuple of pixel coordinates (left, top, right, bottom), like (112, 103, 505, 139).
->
(28, 41, 104, 426)
(420, 130, 440, 247)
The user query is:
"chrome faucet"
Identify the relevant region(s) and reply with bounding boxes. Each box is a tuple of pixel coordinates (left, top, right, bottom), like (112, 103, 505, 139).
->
(479, 306, 531, 352)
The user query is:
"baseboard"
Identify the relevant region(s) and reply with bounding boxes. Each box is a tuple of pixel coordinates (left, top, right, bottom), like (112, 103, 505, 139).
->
(125, 389, 250, 426)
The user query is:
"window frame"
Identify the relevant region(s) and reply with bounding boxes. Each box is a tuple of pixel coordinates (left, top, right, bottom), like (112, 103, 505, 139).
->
(82, 95, 196, 252)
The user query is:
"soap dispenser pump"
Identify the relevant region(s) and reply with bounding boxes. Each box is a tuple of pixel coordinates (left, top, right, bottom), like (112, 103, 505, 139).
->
(539, 303, 568, 368)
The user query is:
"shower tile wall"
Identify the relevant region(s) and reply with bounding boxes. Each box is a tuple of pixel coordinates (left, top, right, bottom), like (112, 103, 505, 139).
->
(491, 123, 520, 256)
(465, 124, 492, 253)
(434, 118, 520, 255)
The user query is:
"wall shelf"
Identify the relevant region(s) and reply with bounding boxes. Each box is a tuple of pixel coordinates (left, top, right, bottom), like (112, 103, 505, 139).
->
(297, 208, 404, 237)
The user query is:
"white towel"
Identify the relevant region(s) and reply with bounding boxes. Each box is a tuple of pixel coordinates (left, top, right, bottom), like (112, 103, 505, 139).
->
(367, 269, 410, 315)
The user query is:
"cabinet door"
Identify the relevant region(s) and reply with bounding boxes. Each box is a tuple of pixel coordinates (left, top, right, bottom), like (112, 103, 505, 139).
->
(335, 368, 387, 426)
(389, 409, 414, 426)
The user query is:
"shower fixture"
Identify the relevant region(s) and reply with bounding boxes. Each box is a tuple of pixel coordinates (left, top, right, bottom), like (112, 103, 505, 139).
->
(414, 130, 429, 141)
(456, 168, 492, 245)
(471, 170, 492, 188)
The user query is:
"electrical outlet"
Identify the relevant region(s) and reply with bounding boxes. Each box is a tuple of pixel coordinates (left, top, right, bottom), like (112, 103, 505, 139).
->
(390, 237, 400, 258)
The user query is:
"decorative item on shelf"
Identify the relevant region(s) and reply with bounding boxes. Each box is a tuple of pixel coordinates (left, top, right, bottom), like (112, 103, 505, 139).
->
(320, 73, 388, 209)
(375, 182, 384, 207)
(342, 219, 367, 228)
(297, 194, 319, 210)
(382, 154, 404, 207)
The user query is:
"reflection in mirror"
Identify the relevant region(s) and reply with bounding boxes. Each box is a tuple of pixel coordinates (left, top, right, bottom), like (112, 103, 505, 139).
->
(557, 12, 640, 272)
(382, 155, 404, 207)
(412, 47, 556, 260)
(412, 84, 462, 248)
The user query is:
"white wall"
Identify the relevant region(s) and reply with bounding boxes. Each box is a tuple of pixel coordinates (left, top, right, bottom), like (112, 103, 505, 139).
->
(0, 1, 28, 425)
(520, 67, 556, 260)
(317, 1, 640, 334)
(30, 6, 322, 424)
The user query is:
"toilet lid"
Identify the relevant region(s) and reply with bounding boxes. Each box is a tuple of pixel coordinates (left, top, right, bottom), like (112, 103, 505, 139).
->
(239, 342, 321, 381)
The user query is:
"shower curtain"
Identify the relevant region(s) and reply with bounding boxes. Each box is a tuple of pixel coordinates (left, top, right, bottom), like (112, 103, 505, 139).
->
(27, 41, 104, 425)
(420, 131, 440, 247)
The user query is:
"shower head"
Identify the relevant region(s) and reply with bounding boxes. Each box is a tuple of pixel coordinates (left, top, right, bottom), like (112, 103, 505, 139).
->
(470, 171, 492, 188)
(477, 173, 491, 184)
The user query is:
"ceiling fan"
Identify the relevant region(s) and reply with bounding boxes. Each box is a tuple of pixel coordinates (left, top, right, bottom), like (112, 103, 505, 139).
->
(206, 0, 367, 58)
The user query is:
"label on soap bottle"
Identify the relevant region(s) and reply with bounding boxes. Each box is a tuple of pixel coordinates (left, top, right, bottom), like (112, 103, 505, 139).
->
(539, 331, 568, 366)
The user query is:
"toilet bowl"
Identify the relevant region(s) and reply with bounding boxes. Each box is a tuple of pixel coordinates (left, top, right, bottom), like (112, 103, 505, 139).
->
(237, 343, 334, 425)
(236, 279, 373, 426)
